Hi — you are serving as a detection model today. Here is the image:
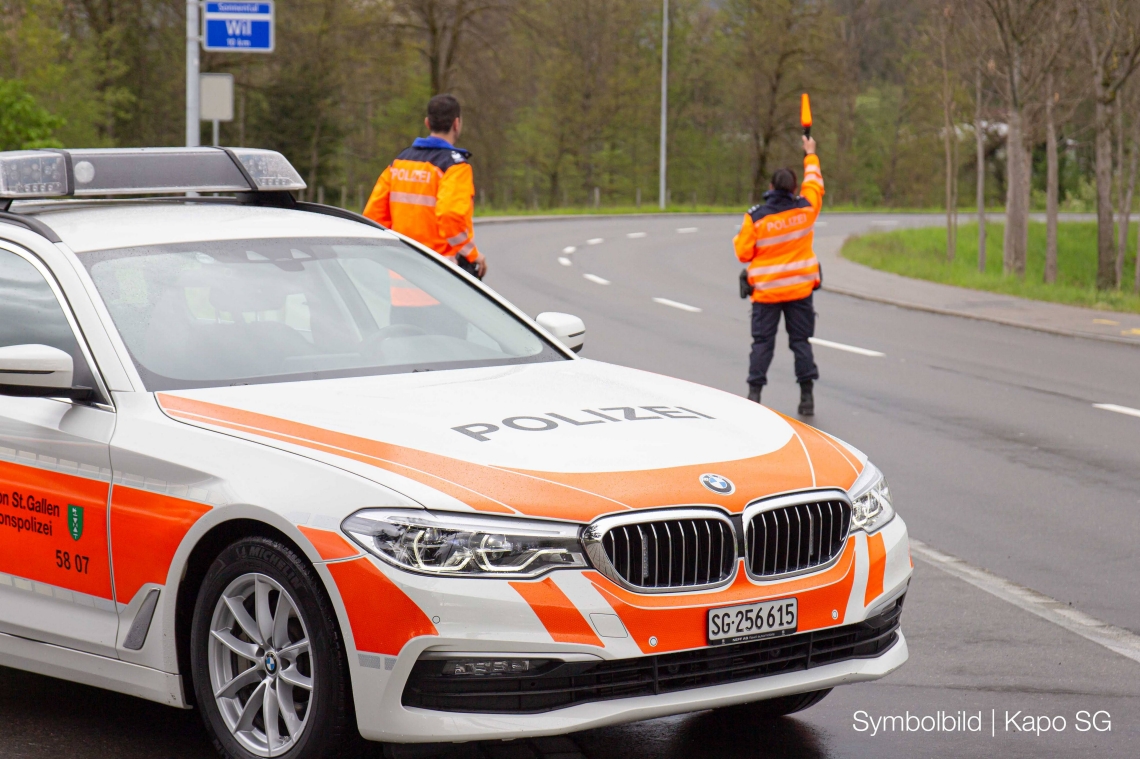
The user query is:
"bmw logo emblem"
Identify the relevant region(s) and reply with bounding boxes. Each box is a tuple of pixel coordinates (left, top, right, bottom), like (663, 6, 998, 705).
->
(265, 652, 279, 675)
(699, 474, 735, 495)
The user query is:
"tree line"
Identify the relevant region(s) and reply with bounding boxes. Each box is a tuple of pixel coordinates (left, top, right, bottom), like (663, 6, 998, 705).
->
(1, 0, 1138, 290)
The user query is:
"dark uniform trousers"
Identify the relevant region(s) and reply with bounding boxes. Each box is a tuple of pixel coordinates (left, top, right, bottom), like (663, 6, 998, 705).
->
(748, 293, 819, 388)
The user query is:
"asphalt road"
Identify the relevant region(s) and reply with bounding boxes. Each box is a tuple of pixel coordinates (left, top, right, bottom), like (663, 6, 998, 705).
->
(2, 213, 1139, 758)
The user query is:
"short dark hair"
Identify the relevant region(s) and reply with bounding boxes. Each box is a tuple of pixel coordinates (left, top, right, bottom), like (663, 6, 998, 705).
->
(770, 168, 797, 194)
(427, 94, 462, 133)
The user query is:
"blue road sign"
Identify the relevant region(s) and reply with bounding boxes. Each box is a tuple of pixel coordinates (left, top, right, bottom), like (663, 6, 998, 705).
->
(203, 2, 274, 53)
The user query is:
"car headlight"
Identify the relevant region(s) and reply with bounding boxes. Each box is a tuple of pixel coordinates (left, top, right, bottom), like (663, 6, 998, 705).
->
(847, 463, 895, 533)
(341, 509, 587, 578)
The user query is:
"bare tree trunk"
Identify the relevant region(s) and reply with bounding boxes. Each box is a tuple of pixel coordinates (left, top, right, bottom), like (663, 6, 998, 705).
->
(1004, 106, 1030, 278)
(976, 65, 987, 273)
(1093, 97, 1117, 289)
(941, 22, 956, 262)
(1117, 103, 1135, 287)
(1120, 127, 1138, 289)
(1045, 73, 1059, 284)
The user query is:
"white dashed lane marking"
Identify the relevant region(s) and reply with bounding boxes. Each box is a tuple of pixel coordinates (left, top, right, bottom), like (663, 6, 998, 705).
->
(1093, 403, 1140, 419)
(808, 337, 885, 357)
(583, 274, 611, 285)
(676, 227, 698, 234)
(653, 297, 702, 313)
(586, 238, 604, 245)
(562, 246, 576, 254)
(557, 257, 572, 267)
(627, 232, 647, 238)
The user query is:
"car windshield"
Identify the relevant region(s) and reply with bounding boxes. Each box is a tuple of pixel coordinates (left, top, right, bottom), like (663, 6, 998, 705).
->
(81, 236, 563, 390)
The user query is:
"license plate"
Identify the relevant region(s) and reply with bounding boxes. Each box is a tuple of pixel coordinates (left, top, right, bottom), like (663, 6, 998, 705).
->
(708, 598, 797, 645)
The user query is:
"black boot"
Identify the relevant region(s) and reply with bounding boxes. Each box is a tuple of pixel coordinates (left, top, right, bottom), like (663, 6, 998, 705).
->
(798, 381, 814, 416)
(747, 385, 762, 404)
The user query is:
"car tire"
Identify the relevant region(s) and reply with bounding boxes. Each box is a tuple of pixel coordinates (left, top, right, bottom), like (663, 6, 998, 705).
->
(190, 535, 356, 759)
(720, 688, 832, 720)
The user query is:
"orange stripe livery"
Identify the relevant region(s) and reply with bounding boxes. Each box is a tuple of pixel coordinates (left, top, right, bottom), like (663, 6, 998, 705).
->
(509, 577, 603, 647)
(110, 486, 211, 605)
(298, 526, 362, 562)
(864, 532, 887, 606)
(0, 460, 113, 599)
(157, 394, 863, 522)
(325, 557, 438, 655)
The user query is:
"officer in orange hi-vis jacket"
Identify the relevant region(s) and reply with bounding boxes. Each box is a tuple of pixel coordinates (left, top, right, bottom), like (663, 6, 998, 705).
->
(363, 94, 486, 278)
(734, 135, 824, 415)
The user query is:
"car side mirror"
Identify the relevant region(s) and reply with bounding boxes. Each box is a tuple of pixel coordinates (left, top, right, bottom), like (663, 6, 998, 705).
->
(536, 312, 585, 353)
(0, 344, 91, 400)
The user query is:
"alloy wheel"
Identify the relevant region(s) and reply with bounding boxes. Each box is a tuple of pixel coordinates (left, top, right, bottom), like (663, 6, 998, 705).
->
(207, 572, 314, 756)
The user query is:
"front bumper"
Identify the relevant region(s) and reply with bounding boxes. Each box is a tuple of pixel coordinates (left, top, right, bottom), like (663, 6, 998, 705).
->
(335, 514, 911, 742)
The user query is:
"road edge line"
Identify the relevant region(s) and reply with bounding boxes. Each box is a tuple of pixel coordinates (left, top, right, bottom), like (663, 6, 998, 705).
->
(910, 539, 1140, 665)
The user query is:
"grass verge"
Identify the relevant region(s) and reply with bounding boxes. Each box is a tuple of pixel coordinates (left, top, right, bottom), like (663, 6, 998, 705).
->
(842, 221, 1140, 314)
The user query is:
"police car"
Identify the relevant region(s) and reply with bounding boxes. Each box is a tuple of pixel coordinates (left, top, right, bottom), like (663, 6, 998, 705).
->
(0, 148, 910, 758)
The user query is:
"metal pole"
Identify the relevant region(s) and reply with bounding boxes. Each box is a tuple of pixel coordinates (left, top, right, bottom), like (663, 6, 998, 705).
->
(186, 0, 200, 147)
(213, 120, 220, 147)
(658, 0, 668, 210)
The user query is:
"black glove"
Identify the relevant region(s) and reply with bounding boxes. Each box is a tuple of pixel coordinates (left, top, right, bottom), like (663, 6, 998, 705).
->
(739, 268, 752, 299)
(457, 255, 483, 280)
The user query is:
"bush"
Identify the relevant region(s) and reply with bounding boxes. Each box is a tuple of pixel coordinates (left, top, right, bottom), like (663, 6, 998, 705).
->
(0, 79, 64, 150)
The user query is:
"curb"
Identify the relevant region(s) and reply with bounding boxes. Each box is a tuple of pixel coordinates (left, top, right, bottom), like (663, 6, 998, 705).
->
(823, 284, 1140, 348)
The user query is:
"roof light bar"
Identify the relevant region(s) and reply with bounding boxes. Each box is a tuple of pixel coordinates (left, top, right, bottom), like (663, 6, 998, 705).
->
(0, 151, 68, 198)
(228, 148, 307, 191)
(0, 147, 306, 199)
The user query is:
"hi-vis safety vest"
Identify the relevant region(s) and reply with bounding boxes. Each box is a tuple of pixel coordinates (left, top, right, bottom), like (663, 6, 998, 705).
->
(733, 154, 824, 303)
(363, 137, 482, 264)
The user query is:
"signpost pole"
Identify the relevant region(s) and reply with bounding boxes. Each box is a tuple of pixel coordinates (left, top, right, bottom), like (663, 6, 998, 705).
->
(213, 120, 220, 147)
(186, 0, 200, 147)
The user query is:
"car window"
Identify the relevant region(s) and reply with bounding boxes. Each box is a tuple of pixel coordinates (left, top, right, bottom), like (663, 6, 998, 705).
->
(0, 248, 97, 393)
(81, 237, 563, 390)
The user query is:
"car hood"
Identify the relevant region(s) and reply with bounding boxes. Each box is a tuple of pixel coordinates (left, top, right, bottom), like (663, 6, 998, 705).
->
(156, 359, 864, 522)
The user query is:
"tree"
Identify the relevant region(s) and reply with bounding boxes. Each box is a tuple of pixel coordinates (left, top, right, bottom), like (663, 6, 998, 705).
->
(934, 3, 961, 262)
(395, 0, 513, 96)
(976, 0, 1065, 278)
(1117, 82, 1139, 288)
(726, 0, 829, 201)
(0, 78, 63, 149)
(1077, 0, 1140, 290)
(975, 61, 988, 273)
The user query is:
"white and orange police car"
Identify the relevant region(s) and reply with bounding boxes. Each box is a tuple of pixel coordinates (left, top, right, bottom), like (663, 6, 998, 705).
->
(0, 148, 910, 758)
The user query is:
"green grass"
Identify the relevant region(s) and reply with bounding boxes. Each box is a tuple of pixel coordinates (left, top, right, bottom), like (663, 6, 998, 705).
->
(842, 221, 1140, 314)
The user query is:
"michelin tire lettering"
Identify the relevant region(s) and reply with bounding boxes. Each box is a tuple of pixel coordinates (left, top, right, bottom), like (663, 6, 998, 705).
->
(452, 405, 716, 442)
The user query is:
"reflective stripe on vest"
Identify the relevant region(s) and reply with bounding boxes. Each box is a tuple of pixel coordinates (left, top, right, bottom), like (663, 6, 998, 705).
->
(748, 256, 819, 279)
(752, 272, 820, 291)
(390, 191, 437, 207)
(754, 226, 813, 248)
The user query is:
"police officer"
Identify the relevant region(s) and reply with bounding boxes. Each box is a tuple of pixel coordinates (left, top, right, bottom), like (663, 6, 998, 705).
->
(734, 136, 824, 415)
(363, 94, 486, 278)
